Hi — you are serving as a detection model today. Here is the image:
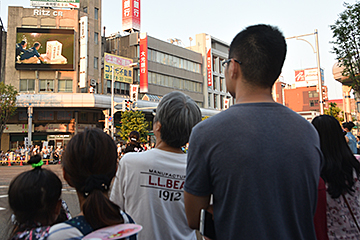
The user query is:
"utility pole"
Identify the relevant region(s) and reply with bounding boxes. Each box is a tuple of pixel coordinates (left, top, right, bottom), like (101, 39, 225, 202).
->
(286, 29, 324, 114)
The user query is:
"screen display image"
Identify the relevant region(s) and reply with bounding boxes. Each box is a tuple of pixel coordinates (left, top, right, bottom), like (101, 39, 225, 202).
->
(16, 28, 75, 70)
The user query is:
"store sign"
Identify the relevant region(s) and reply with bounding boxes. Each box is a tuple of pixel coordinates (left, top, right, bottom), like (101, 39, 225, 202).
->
(30, 0, 80, 8)
(130, 84, 139, 102)
(33, 9, 63, 16)
(122, 0, 141, 32)
(206, 35, 212, 87)
(224, 98, 230, 110)
(79, 16, 88, 88)
(104, 53, 133, 83)
(4, 124, 34, 133)
(294, 68, 324, 88)
(139, 32, 148, 93)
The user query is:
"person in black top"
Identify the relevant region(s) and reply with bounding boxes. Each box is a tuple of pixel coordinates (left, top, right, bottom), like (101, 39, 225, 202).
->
(123, 131, 144, 154)
(15, 40, 27, 61)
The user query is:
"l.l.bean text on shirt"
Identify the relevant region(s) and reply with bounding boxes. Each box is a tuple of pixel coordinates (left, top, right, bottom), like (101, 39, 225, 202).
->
(148, 175, 184, 190)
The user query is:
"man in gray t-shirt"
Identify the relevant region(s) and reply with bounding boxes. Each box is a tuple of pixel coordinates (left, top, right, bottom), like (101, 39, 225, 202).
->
(184, 24, 322, 240)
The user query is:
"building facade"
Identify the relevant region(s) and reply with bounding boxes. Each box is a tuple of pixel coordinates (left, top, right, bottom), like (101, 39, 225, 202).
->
(105, 32, 204, 106)
(190, 33, 233, 110)
(3, 0, 103, 150)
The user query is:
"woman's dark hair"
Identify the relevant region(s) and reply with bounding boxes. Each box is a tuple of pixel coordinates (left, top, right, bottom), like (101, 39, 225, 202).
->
(342, 121, 355, 131)
(312, 115, 360, 199)
(129, 131, 140, 143)
(62, 128, 123, 230)
(8, 155, 62, 236)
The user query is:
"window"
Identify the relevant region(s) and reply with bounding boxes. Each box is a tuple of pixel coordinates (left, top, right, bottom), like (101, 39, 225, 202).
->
(80, 112, 88, 121)
(57, 111, 72, 120)
(220, 77, 224, 92)
(94, 8, 99, 20)
(213, 76, 217, 90)
(83, 7, 88, 13)
(121, 83, 130, 95)
(20, 79, 35, 92)
(58, 80, 72, 92)
(107, 80, 111, 93)
(309, 100, 319, 107)
(94, 32, 99, 45)
(214, 94, 218, 109)
(115, 82, 120, 94)
(94, 57, 98, 69)
(39, 80, 54, 92)
(19, 111, 27, 121)
(38, 111, 54, 121)
(309, 91, 319, 98)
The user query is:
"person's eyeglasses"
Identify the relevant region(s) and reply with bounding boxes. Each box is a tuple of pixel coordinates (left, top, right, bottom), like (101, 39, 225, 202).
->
(222, 59, 242, 68)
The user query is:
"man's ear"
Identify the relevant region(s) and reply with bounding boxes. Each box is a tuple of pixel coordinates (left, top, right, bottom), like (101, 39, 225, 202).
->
(63, 168, 74, 187)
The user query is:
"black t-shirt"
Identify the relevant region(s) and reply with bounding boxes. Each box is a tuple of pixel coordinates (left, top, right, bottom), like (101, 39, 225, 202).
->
(123, 142, 144, 154)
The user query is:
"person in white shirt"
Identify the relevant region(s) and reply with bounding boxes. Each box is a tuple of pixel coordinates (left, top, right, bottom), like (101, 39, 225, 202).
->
(110, 91, 201, 240)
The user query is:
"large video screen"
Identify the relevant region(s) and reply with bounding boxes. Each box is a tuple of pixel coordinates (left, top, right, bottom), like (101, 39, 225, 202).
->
(16, 28, 75, 70)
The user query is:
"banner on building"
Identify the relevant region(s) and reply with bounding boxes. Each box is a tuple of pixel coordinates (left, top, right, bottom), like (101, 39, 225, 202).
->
(122, 0, 141, 32)
(294, 67, 324, 88)
(224, 98, 230, 110)
(206, 35, 213, 87)
(104, 53, 133, 83)
(139, 32, 148, 93)
(79, 16, 88, 88)
(130, 84, 139, 102)
(30, 0, 80, 8)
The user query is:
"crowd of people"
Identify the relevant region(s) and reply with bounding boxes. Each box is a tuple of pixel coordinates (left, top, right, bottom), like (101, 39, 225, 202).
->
(1, 145, 64, 165)
(6, 24, 360, 240)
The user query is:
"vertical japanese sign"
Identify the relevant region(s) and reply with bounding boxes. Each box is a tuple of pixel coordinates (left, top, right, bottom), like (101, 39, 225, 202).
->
(130, 84, 139, 102)
(139, 32, 148, 93)
(79, 16, 88, 88)
(122, 0, 141, 32)
(104, 53, 133, 83)
(206, 35, 213, 87)
(224, 98, 230, 110)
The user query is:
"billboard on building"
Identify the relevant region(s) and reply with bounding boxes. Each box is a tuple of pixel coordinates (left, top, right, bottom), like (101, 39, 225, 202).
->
(104, 53, 133, 83)
(139, 32, 148, 93)
(206, 35, 213, 87)
(122, 0, 141, 32)
(16, 28, 75, 70)
(79, 16, 88, 88)
(294, 67, 324, 88)
(30, 0, 80, 8)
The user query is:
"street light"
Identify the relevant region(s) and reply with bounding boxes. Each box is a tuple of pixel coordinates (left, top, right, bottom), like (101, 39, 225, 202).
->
(286, 29, 324, 114)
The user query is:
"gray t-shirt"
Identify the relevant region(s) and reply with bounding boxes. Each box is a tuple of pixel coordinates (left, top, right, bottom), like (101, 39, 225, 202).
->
(185, 102, 322, 240)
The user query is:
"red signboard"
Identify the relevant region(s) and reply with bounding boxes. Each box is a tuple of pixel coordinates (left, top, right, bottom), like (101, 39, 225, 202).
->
(207, 49, 212, 87)
(122, 0, 141, 32)
(139, 33, 148, 93)
(295, 70, 305, 82)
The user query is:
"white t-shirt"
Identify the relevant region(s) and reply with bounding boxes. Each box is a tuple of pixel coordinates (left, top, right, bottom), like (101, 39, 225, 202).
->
(110, 148, 196, 240)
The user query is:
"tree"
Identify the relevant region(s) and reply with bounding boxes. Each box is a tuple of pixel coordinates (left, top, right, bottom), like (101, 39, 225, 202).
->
(0, 82, 18, 146)
(330, 2, 360, 92)
(324, 102, 344, 123)
(119, 110, 148, 143)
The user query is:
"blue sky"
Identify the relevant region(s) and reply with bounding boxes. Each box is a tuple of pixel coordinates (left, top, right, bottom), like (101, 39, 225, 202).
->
(1, 0, 356, 99)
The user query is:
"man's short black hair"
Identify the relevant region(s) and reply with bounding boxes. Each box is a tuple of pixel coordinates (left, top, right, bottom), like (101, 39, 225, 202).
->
(33, 42, 40, 48)
(20, 41, 26, 46)
(229, 24, 287, 88)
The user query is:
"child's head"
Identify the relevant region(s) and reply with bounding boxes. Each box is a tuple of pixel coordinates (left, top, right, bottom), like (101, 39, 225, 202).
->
(8, 155, 62, 228)
(62, 127, 122, 229)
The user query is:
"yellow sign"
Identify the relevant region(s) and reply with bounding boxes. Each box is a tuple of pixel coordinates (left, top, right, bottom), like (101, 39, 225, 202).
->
(104, 53, 133, 83)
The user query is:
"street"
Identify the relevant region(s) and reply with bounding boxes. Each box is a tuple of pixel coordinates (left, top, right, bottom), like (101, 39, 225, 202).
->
(0, 164, 80, 239)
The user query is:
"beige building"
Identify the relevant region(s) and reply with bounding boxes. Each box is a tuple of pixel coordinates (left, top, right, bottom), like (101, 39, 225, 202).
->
(3, 0, 103, 150)
(189, 33, 233, 110)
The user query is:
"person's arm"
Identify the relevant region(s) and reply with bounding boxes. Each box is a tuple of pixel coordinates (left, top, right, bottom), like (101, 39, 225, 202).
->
(184, 191, 211, 229)
(345, 135, 349, 143)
